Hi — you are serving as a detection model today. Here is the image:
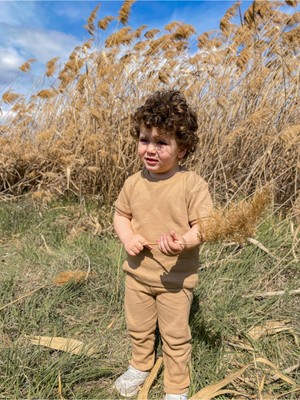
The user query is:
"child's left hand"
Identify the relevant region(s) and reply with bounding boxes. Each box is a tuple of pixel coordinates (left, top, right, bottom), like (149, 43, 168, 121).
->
(157, 231, 185, 256)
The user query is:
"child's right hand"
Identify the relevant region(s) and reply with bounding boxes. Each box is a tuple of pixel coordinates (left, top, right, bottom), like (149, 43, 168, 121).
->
(123, 234, 152, 256)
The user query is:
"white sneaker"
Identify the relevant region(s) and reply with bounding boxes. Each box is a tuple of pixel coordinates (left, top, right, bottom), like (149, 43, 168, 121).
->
(164, 393, 188, 400)
(113, 365, 149, 397)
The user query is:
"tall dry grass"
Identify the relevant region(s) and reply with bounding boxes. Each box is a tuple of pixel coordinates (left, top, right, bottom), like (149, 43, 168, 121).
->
(0, 0, 299, 215)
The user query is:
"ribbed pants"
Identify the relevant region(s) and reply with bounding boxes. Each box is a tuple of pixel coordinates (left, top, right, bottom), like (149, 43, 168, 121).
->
(124, 274, 193, 394)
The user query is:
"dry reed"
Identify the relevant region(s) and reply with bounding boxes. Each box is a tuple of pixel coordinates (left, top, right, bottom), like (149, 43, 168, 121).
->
(84, 4, 100, 36)
(53, 270, 89, 286)
(2, 91, 22, 104)
(98, 16, 114, 30)
(19, 58, 36, 72)
(46, 57, 60, 77)
(0, 270, 92, 312)
(0, 0, 299, 216)
(118, 0, 135, 25)
(199, 188, 272, 244)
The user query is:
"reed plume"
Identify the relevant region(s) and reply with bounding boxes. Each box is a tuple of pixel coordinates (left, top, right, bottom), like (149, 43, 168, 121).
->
(105, 27, 133, 47)
(53, 270, 89, 286)
(199, 188, 272, 244)
(46, 57, 60, 77)
(98, 16, 114, 30)
(37, 89, 57, 99)
(19, 58, 36, 72)
(2, 91, 22, 104)
(84, 4, 100, 35)
(0, 0, 299, 216)
(118, 0, 135, 25)
(144, 28, 160, 39)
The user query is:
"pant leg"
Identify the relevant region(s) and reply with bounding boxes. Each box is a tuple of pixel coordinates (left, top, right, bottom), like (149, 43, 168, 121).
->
(124, 274, 158, 372)
(156, 288, 193, 394)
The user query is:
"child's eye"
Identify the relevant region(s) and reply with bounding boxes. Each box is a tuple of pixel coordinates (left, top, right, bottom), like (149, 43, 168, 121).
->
(139, 138, 148, 143)
(157, 140, 167, 146)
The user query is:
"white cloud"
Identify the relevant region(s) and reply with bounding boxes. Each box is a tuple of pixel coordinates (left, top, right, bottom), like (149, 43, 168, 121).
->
(0, 1, 83, 96)
(5, 25, 79, 63)
(0, 46, 23, 72)
(0, 23, 80, 94)
(0, 1, 42, 27)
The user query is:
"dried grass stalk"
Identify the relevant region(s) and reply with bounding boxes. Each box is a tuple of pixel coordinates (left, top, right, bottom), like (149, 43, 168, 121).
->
(58, 371, 64, 400)
(53, 270, 89, 286)
(118, 0, 135, 25)
(144, 28, 160, 39)
(199, 188, 271, 244)
(243, 287, 300, 299)
(247, 321, 296, 340)
(105, 27, 133, 47)
(137, 357, 163, 400)
(46, 56, 60, 77)
(2, 91, 22, 104)
(285, 0, 298, 7)
(19, 58, 36, 72)
(98, 16, 114, 30)
(190, 356, 296, 400)
(37, 89, 57, 99)
(0, 285, 47, 312)
(84, 4, 100, 35)
(0, 270, 92, 312)
(26, 336, 97, 356)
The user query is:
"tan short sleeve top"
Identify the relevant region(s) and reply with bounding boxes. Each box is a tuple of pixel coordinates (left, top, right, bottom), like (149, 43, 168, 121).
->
(115, 168, 213, 289)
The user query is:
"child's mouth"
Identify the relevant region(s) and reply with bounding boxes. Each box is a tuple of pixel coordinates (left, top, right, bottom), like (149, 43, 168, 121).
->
(145, 157, 158, 166)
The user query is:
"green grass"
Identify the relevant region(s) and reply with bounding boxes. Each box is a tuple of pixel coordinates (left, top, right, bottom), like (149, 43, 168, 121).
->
(0, 200, 299, 399)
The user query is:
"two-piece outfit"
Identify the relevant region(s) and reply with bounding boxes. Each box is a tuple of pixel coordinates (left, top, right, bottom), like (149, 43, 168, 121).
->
(115, 167, 212, 395)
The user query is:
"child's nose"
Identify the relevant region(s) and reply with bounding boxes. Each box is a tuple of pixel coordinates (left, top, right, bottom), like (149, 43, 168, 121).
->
(146, 142, 156, 153)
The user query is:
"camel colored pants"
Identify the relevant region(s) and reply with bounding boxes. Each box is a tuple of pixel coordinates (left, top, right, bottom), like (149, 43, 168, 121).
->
(124, 274, 193, 394)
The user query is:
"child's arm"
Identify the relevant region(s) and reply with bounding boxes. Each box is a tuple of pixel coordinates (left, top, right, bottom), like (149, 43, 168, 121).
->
(157, 224, 202, 256)
(113, 212, 151, 256)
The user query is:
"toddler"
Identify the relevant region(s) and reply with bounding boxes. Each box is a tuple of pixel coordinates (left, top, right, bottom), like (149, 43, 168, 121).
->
(113, 90, 212, 399)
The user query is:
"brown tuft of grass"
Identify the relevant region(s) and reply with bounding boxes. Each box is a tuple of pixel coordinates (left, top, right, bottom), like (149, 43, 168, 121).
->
(118, 0, 135, 25)
(144, 28, 160, 39)
(2, 91, 22, 104)
(220, 1, 240, 35)
(98, 15, 114, 30)
(36, 89, 57, 99)
(199, 187, 272, 244)
(105, 27, 133, 47)
(172, 23, 196, 41)
(19, 58, 36, 72)
(46, 57, 60, 77)
(53, 270, 90, 286)
(285, 0, 298, 6)
(84, 4, 100, 36)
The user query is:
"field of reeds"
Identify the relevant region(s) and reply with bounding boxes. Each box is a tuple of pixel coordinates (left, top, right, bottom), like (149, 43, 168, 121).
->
(0, 0, 299, 214)
(0, 0, 300, 399)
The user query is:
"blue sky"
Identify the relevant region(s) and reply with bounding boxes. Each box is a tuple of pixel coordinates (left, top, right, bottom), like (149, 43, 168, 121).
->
(1, 0, 297, 108)
(0, 1, 252, 95)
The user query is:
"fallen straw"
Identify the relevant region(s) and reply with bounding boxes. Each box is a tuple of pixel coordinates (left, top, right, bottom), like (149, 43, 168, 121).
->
(137, 357, 163, 400)
(0, 285, 47, 312)
(0, 269, 92, 312)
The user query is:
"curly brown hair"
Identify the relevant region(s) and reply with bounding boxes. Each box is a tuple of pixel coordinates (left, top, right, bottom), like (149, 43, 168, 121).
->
(131, 90, 198, 158)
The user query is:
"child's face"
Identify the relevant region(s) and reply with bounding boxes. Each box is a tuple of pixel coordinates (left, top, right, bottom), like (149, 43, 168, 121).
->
(138, 125, 186, 177)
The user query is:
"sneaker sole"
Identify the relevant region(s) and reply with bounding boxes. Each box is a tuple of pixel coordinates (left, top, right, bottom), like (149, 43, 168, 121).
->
(113, 383, 141, 398)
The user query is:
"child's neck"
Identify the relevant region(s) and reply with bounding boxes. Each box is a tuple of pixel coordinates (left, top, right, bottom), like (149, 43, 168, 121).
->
(147, 164, 181, 180)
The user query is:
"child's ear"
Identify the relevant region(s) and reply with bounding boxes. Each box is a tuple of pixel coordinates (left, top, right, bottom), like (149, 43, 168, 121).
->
(178, 148, 187, 159)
